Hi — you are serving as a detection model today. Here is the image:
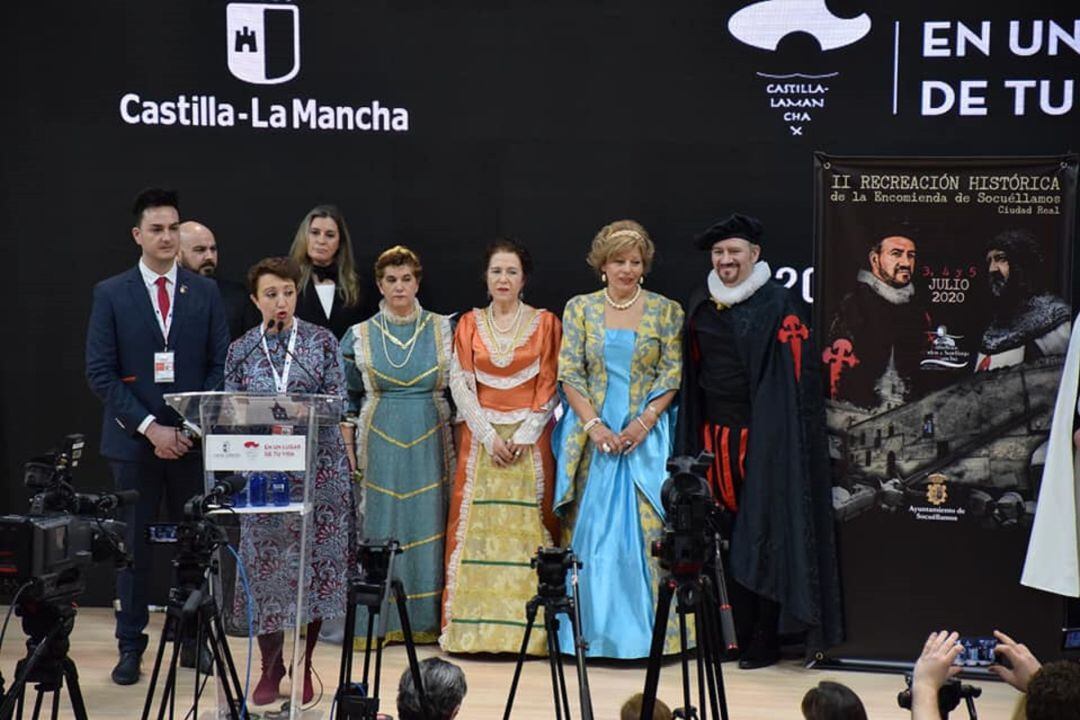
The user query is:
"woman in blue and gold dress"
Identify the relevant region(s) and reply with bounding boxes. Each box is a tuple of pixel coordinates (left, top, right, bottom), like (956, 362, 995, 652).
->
(553, 220, 685, 658)
(340, 246, 454, 643)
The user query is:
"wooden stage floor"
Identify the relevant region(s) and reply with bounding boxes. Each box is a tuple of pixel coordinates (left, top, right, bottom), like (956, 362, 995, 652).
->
(0, 608, 1020, 719)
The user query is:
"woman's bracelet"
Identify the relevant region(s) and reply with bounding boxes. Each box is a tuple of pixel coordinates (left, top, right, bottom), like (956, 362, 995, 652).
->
(635, 416, 653, 433)
(582, 417, 602, 434)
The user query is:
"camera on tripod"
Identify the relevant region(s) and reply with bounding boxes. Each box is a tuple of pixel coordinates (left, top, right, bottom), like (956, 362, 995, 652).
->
(532, 547, 579, 598)
(898, 674, 982, 719)
(652, 453, 721, 578)
(0, 434, 131, 602)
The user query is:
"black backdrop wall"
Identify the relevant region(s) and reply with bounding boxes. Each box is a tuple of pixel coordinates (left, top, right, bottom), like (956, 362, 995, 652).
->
(3, 1, 1078, 657)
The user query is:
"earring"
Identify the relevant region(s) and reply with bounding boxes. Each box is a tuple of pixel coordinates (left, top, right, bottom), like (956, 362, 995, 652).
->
(638, 276, 644, 285)
(601, 272, 607, 284)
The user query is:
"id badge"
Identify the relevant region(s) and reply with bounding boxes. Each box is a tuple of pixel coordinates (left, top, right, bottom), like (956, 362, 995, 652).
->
(154, 352, 176, 383)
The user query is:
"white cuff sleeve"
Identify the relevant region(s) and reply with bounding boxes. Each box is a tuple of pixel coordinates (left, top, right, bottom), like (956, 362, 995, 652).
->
(137, 415, 156, 435)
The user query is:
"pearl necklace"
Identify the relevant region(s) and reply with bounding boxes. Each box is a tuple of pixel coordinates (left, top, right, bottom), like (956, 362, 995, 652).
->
(605, 284, 642, 310)
(486, 302, 524, 358)
(377, 310, 425, 369)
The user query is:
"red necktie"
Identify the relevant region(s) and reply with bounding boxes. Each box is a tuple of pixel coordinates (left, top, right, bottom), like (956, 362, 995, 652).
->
(155, 276, 170, 322)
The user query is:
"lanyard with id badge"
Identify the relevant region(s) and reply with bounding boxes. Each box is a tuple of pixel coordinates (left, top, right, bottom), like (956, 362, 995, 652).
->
(154, 282, 175, 384)
(263, 324, 298, 426)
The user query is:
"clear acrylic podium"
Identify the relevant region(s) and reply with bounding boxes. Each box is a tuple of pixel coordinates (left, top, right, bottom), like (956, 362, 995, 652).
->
(165, 391, 344, 720)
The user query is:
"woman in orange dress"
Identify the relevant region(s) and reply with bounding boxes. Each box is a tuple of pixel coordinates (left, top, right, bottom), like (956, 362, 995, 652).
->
(440, 238, 562, 654)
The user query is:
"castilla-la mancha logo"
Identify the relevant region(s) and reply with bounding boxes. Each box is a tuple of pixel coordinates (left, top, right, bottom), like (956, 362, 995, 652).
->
(727, 0, 873, 137)
(226, 2, 300, 85)
(728, 0, 870, 52)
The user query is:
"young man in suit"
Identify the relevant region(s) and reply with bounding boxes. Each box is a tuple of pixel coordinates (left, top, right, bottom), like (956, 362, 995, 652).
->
(85, 188, 230, 685)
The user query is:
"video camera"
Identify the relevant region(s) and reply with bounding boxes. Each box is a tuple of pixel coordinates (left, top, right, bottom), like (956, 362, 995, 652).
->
(652, 452, 720, 578)
(0, 434, 132, 602)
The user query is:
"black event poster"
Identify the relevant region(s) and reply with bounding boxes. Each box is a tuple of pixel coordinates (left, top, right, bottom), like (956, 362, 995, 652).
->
(814, 154, 1077, 662)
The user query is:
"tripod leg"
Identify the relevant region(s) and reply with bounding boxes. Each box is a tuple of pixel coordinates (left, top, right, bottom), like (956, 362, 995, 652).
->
(204, 626, 240, 720)
(141, 613, 176, 720)
(564, 599, 594, 720)
(701, 577, 730, 720)
(338, 586, 358, 692)
(546, 611, 572, 720)
(640, 580, 675, 720)
(208, 610, 245, 718)
(677, 602, 694, 718)
(692, 604, 710, 720)
(502, 598, 540, 720)
(542, 614, 564, 720)
(60, 658, 90, 720)
(697, 598, 720, 720)
(392, 579, 426, 712)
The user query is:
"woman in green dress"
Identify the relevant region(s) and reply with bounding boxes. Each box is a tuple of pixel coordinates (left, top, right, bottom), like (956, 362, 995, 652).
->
(340, 246, 454, 642)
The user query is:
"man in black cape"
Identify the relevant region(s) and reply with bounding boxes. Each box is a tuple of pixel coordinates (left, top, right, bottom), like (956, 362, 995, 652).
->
(676, 213, 842, 668)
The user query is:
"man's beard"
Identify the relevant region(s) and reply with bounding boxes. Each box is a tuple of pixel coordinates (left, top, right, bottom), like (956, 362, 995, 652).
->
(988, 271, 1007, 297)
(198, 262, 216, 277)
(882, 268, 912, 289)
(988, 270, 1025, 320)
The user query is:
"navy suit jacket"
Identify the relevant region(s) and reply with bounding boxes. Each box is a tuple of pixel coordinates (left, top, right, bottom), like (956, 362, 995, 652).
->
(85, 265, 229, 461)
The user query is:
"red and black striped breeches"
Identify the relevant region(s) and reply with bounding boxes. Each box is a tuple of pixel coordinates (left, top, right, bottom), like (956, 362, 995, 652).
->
(702, 423, 748, 512)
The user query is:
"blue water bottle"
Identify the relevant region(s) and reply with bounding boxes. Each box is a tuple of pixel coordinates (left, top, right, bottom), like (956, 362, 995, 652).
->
(232, 478, 249, 508)
(269, 472, 290, 506)
(248, 472, 268, 507)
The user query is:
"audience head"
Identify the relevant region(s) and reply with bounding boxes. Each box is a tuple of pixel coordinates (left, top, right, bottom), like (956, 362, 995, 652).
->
(288, 204, 360, 307)
(178, 221, 218, 277)
(396, 657, 467, 720)
(620, 692, 673, 720)
(375, 245, 423, 317)
(801, 681, 868, 720)
(131, 188, 180, 271)
(247, 256, 301, 332)
(1026, 660, 1080, 720)
(484, 237, 532, 305)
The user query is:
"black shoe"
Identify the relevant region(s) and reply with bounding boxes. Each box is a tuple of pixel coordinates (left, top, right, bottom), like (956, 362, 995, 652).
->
(737, 628, 780, 670)
(111, 650, 142, 685)
(180, 641, 214, 674)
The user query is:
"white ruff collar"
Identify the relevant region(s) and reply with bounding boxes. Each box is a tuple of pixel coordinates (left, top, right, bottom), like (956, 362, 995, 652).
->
(857, 269, 914, 305)
(708, 261, 771, 306)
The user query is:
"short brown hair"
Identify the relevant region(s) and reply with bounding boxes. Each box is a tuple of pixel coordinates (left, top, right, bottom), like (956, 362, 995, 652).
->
(587, 220, 655, 277)
(1026, 661, 1080, 720)
(484, 237, 533, 279)
(374, 245, 423, 282)
(247, 256, 301, 295)
(620, 693, 672, 720)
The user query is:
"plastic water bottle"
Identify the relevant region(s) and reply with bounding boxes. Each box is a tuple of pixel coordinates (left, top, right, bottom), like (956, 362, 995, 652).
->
(232, 481, 249, 508)
(269, 472, 290, 506)
(248, 472, 268, 507)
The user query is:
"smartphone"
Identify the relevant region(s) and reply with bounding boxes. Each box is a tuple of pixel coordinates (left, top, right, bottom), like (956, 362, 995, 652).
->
(1064, 627, 1080, 651)
(955, 636, 996, 666)
(145, 523, 179, 544)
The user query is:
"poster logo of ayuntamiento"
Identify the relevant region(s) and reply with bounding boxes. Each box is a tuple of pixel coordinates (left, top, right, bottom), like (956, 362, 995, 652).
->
(226, 2, 300, 85)
(813, 153, 1077, 530)
(727, 1, 873, 137)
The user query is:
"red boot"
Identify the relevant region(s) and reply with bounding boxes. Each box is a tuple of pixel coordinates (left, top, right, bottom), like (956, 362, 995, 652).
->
(253, 632, 285, 706)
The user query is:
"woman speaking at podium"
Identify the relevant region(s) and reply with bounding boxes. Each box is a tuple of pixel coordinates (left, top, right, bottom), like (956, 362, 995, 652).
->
(224, 256, 353, 706)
